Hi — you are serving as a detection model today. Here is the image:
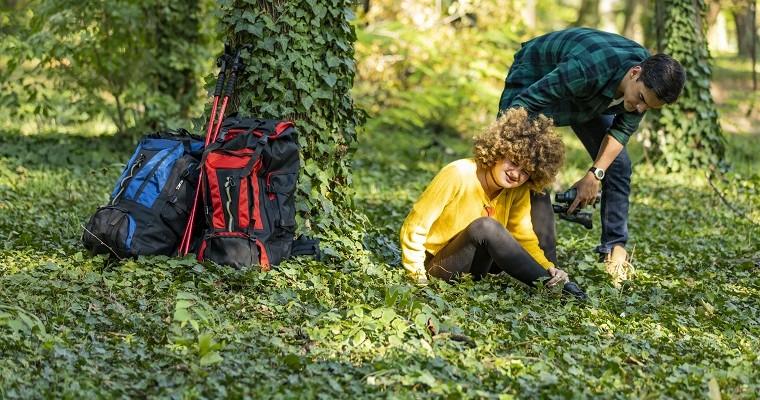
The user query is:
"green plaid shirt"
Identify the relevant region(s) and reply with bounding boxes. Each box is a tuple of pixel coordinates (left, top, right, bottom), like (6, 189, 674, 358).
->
(498, 28, 650, 145)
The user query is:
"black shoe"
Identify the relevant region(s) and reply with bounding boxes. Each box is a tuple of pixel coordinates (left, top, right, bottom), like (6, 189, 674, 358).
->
(562, 282, 587, 301)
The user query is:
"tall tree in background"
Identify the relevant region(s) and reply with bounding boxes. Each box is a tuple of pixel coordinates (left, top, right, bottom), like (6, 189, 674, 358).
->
(643, 0, 725, 170)
(573, 0, 600, 27)
(220, 1, 365, 244)
(732, 1, 757, 59)
(10, 0, 213, 134)
(149, 0, 206, 124)
(621, 0, 643, 38)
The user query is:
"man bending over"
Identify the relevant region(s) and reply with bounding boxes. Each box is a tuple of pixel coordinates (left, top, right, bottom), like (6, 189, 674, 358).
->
(498, 27, 685, 286)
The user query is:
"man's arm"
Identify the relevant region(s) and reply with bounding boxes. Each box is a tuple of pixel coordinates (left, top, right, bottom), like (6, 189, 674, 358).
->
(607, 111, 645, 146)
(567, 110, 645, 213)
(568, 134, 624, 213)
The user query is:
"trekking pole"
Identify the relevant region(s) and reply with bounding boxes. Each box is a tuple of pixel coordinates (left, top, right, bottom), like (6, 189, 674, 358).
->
(178, 48, 233, 256)
(179, 46, 249, 256)
(208, 47, 246, 144)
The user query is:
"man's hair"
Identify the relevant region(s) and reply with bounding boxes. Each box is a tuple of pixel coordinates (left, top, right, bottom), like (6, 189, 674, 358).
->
(473, 108, 564, 191)
(639, 54, 685, 104)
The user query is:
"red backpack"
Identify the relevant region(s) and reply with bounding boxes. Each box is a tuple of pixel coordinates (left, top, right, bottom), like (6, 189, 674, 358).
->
(196, 116, 300, 269)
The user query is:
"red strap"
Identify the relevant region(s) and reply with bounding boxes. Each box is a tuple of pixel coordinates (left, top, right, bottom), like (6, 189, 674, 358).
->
(239, 177, 249, 229)
(196, 240, 207, 261)
(258, 240, 270, 271)
(205, 165, 225, 229)
(252, 162, 263, 230)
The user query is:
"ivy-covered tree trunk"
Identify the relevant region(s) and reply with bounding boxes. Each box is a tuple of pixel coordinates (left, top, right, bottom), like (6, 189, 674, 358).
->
(643, 0, 725, 171)
(220, 1, 365, 245)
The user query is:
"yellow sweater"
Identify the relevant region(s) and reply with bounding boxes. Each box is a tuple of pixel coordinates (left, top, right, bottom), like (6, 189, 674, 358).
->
(400, 158, 554, 277)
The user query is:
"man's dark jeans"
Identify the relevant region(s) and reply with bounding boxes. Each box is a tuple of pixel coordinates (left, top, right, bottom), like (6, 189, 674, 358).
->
(531, 114, 632, 258)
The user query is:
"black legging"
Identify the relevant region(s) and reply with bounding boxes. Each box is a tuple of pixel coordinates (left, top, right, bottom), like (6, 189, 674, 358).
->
(425, 217, 551, 286)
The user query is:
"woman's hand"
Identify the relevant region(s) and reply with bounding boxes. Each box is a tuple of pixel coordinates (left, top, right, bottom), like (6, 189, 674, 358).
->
(409, 270, 429, 286)
(546, 267, 569, 287)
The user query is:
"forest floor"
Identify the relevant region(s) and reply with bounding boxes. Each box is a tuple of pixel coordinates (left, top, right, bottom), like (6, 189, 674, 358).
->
(0, 57, 758, 398)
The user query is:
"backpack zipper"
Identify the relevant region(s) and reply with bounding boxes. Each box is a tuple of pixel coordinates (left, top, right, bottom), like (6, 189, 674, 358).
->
(224, 176, 235, 232)
(111, 153, 145, 205)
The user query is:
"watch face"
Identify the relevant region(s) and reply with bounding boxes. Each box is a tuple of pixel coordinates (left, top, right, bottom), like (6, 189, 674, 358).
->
(594, 169, 605, 180)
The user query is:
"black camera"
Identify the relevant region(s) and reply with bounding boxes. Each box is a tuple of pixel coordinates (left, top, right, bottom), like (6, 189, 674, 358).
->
(552, 188, 600, 230)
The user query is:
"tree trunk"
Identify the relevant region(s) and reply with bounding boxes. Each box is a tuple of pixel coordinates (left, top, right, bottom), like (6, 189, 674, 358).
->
(145, 0, 202, 129)
(621, 0, 638, 37)
(705, 0, 720, 26)
(573, 0, 600, 28)
(521, 0, 537, 30)
(706, 0, 732, 52)
(220, 1, 365, 240)
(642, 0, 726, 171)
(734, 3, 756, 58)
(113, 92, 127, 134)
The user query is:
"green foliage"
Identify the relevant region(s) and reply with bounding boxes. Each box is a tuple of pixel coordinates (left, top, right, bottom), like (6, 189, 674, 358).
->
(0, 2, 758, 397)
(354, 21, 522, 137)
(641, 0, 727, 171)
(1, 125, 759, 398)
(1, 0, 216, 135)
(218, 1, 367, 253)
(353, 4, 524, 136)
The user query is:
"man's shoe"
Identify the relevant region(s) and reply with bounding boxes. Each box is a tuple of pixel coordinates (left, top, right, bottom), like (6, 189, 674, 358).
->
(604, 245, 634, 288)
(562, 281, 588, 301)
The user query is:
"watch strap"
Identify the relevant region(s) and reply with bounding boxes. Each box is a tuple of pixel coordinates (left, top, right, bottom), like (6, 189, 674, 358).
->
(589, 166, 605, 180)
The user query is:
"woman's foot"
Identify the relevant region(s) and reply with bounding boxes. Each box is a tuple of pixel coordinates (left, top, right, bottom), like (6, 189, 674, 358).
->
(562, 281, 587, 301)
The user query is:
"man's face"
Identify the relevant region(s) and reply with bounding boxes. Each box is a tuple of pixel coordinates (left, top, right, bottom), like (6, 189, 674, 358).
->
(622, 66, 666, 114)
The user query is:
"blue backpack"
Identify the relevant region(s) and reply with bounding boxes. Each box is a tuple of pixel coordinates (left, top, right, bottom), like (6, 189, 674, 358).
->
(82, 129, 204, 258)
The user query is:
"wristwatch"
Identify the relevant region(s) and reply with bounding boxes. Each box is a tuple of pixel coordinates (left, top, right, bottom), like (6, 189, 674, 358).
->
(589, 166, 605, 180)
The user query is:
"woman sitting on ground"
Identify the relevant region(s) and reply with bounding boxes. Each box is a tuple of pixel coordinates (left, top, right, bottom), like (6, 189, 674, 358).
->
(399, 108, 586, 298)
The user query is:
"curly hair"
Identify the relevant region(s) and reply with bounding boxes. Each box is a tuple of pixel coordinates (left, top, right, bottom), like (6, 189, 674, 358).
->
(473, 108, 564, 191)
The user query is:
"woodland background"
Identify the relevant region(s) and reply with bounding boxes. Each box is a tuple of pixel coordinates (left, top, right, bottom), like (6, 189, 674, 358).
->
(0, 0, 758, 398)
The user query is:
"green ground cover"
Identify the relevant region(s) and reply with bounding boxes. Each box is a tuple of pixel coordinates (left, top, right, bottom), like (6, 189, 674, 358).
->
(1, 106, 758, 397)
(1, 21, 759, 399)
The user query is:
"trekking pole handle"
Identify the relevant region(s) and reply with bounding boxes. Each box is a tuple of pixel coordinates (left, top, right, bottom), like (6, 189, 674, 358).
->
(224, 48, 246, 97)
(213, 55, 229, 97)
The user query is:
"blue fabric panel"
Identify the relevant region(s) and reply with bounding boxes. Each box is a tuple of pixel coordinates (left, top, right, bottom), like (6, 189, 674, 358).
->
(125, 215, 136, 251)
(111, 143, 145, 199)
(124, 139, 182, 200)
(124, 148, 166, 201)
(189, 140, 204, 153)
(142, 138, 185, 151)
(135, 144, 185, 208)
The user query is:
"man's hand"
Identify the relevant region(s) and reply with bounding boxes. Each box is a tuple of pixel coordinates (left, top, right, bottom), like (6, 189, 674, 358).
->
(568, 172, 600, 214)
(546, 267, 569, 287)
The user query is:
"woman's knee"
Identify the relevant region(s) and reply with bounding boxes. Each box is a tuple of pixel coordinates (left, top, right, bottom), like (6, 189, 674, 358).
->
(466, 217, 508, 243)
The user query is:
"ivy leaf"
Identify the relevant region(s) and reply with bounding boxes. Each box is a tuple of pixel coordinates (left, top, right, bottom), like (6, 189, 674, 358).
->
(173, 307, 191, 322)
(326, 55, 340, 68)
(301, 95, 314, 111)
(199, 351, 223, 366)
(244, 22, 263, 37)
(260, 38, 276, 53)
(322, 73, 337, 88)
